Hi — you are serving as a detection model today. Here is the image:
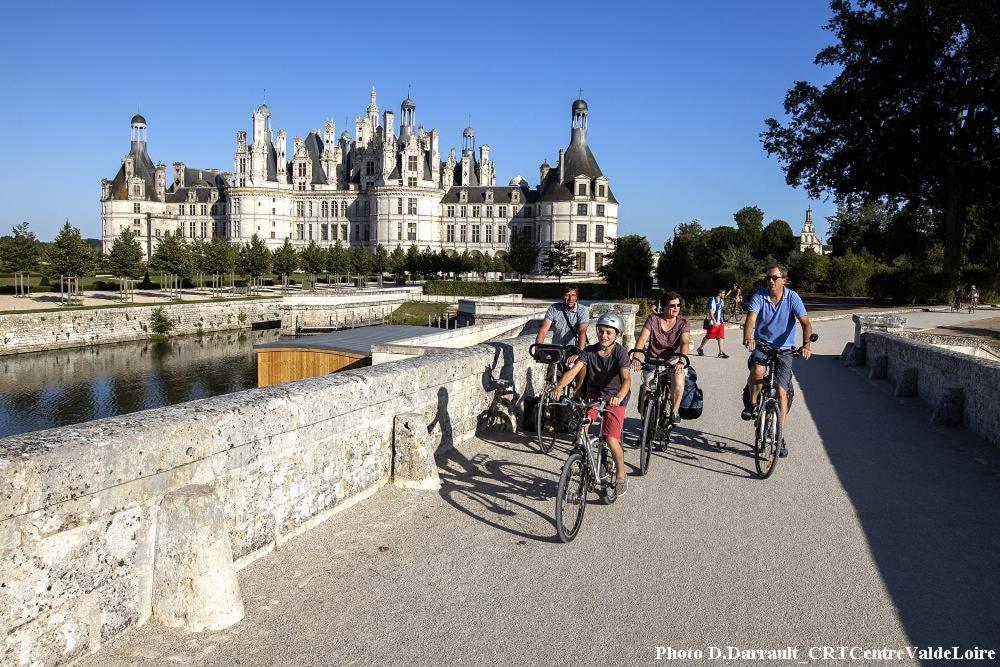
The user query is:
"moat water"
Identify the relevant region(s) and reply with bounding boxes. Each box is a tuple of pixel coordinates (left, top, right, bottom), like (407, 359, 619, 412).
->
(0, 329, 283, 439)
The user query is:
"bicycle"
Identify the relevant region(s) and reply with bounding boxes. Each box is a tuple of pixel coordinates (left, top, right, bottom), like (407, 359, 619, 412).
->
(950, 295, 962, 313)
(553, 398, 620, 543)
(726, 299, 746, 324)
(529, 343, 576, 454)
(968, 296, 978, 314)
(630, 349, 690, 475)
(747, 333, 818, 479)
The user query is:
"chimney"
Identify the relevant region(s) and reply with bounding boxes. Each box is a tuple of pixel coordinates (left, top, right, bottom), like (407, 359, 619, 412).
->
(558, 149, 565, 183)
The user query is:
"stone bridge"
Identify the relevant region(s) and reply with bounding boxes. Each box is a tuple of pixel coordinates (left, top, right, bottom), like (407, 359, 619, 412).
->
(3, 309, 999, 665)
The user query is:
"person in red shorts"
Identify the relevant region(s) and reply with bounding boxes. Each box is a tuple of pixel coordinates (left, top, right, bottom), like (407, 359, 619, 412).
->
(550, 313, 632, 498)
(696, 287, 730, 358)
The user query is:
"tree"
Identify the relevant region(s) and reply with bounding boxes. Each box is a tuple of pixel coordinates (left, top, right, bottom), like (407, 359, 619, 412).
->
(373, 244, 390, 274)
(350, 245, 373, 275)
(45, 220, 96, 279)
(762, 0, 1000, 279)
(203, 237, 237, 278)
(300, 241, 326, 280)
(541, 240, 576, 283)
(759, 219, 796, 262)
(825, 251, 877, 296)
(272, 238, 299, 279)
(238, 234, 272, 281)
(149, 231, 192, 279)
(404, 244, 421, 274)
(657, 221, 703, 289)
(507, 231, 540, 278)
(106, 228, 145, 279)
(717, 246, 764, 292)
(733, 205, 765, 252)
(600, 234, 653, 293)
(326, 242, 351, 276)
(826, 202, 891, 257)
(1, 222, 41, 274)
(389, 246, 406, 275)
(787, 249, 830, 292)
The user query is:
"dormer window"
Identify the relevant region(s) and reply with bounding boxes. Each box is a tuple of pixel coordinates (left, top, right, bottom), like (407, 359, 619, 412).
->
(577, 183, 587, 196)
(512, 190, 520, 204)
(460, 190, 468, 203)
(485, 190, 494, 203)
(408, 155, 418, 172)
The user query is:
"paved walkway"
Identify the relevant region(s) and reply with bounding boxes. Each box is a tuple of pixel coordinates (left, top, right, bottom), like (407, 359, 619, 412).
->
(83, 310, 1000, 666)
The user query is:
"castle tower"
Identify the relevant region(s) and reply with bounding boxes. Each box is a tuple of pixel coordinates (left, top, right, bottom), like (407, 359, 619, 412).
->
(399, 96, 416, 143)
(130, 113, 147, 147)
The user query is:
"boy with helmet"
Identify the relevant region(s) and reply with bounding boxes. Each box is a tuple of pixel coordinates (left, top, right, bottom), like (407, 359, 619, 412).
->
(550, 313, 632, 497)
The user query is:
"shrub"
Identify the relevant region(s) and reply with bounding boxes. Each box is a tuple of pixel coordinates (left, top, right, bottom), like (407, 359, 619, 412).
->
(150, 306, 173, 336)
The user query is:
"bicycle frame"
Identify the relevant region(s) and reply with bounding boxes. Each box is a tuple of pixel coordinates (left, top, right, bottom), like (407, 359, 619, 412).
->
(568, 400, 612, 486)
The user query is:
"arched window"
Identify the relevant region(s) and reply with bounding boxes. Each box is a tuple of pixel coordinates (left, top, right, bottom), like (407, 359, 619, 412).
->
(321, 201, 329, 217)
(340, 201, 347, 216)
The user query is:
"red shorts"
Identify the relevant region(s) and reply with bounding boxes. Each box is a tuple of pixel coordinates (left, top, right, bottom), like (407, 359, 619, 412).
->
(586, 394, 626, 441)
(705, 324, 726, 340)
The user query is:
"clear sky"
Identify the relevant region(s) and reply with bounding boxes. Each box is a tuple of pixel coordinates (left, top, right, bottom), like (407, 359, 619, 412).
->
(0, 0, 839, 245)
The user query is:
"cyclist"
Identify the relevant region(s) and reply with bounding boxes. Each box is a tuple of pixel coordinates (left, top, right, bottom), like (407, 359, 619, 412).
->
(535, 284, 589, 352)
(630, 291, 691, 425)
(952, 285, 963, 311)
(550, 314, 631, 497)
(741, 265, 813, 458)
(969, 284, 979, 310)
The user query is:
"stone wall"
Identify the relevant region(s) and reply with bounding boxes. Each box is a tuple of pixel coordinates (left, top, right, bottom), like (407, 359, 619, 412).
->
(862, 330, 1000, 447)
(278, 290, 417, 333)
(0, 333, 548, 665)
(0, 299, 283, 356)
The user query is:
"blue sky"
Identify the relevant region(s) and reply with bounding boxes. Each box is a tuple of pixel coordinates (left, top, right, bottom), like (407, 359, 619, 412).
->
(0, 1, 838, 245)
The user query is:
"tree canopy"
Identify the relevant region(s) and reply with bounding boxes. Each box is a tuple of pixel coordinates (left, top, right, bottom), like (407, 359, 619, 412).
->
(272, 238, 299, 277)
(540, 240, 576, 283)
(600, 234, 653, 292)
(46, 220, 96, 279)
(300, 241, 327, 277)
(149, 231, 192, 279)
(762, 0, 1000, 278)
(507, 231, 540, 278)
(238, 234, 272, 279)
(106, 228, 145, 279)
(0, 222, 41, 274)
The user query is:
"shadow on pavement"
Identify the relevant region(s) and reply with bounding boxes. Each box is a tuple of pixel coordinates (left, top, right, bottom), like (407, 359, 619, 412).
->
(662, 427, 757, 479)
(795, 353, 1000, 651)
(437, 432, 561, 543)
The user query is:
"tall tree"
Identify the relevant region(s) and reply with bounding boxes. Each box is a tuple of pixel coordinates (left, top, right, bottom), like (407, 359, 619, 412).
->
(46, 220, 96, 279)
(733, 205, 765, 251)
(149, 231, 193, 279)
(350, 245, 373, 275)
(506, 231, 540, 278)
(106, 228, 145, 279)
(404, 244, 421, 274)
(238, 234, 272, 281)
(272, 238, 299, 278)
(541, 240, 576, 283)
(300, 241, 327, 279)
(326, 242, 351, 276)
(762, 0, 1000, 279)
(600, 234, 654, 292)
(203, 237, 237, 277)
(657, 220, 703, 289)
(373, 244, 390, 274)
(389, 246, 406, 275)
(1, 222, 41, 274)
(759, 219, 796, 262)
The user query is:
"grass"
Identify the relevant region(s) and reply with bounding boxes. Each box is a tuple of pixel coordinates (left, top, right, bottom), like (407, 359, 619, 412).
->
(388, 301, 450, 326)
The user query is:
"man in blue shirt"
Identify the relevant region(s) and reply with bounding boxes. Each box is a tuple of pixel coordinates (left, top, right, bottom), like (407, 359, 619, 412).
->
(741, 265, 813, 457)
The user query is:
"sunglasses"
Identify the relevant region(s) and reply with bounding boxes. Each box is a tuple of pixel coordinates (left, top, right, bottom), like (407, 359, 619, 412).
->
(766, 274, 783, 281)
(666, 303, 681, 308)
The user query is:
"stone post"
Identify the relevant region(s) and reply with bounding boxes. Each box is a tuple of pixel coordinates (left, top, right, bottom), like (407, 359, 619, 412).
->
(393, 409, 442, 490)
(851, 313, 907, 367)
(153, 485, 244, 632)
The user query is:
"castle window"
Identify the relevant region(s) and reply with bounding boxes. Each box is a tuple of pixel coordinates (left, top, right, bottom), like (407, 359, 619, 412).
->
(133, 218, 141, 227)
(341, 201, 347, 217)
(309, 224, 314, 241)
(472, 225, 481, 243)
(189, 204, 196, 215)
(408, 156, 417, 172)
(446, 205, 455, 217)
(298, 163, 306, 177)
(486, 225, 493, 243)
(595, 252, 604, 269)
(408, 177, 417, 187)
(407, 223, 416, 241)
(598, 185, 606, 197)
(577, 203, 588, 216)
(299, 183, 306, 191)
(576, 224, 587, 242)
(235, 221, 241, 237)
(178, 205, 184, 216)
(296, 202, 305, 217)
(354, 224, 359, 240)
(271, 231, 276, 239)
(498, 225, 507, 243)
(486, 206, 493, 218)
(446, 224, 455, 242)
(322, 201, 329, 217)
(460, 205, 467, 217)
(596, 224, 604, 243)
(200, 221, 207, 238)
(499, 205, 507, 218)
(408, 198, 417, 215)
(577, 183, 587, 196)
(597, 204, 605, 217)
(460, 225, 467, 242)
(397, 222, 403, 240)
(364, 224, 370, 242)
(133, 203, 141, 213)
(199, 204, 206, 215)
(365, 161, 374, 176)
(397, 198, 403, 214)
(575, 252, 586, 271)
(340, 224, 347, 240)
(364, 200, 371, 216)
(189, 222, 196, 238)
(322, 224, 329, 241)
(460, 190, 468, 203)
(523, 206, 532, 217)
(472, 206, 481, 217)
(155, 229, 161, 238)
(308, 201, 313, 217)
(297, 223, 304, 240)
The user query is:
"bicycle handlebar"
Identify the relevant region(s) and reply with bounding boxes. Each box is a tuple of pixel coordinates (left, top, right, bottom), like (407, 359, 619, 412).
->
(755, 333, 819, 358)
(629, 348, 690, 368)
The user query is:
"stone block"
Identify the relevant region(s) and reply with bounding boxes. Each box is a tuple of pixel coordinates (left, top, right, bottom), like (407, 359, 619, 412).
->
(894, 367, 918, 398)
(152, 485, 244, 632)
(852, 313, 907, 348)
(839, 342, 855, 366)
(868, 355, 888, 380)
(930, 387, 964, 427)
(392, 410, 442, 491)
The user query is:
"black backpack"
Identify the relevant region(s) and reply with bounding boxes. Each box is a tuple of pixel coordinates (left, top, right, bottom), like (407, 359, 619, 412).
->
(679, 366, 704, 419)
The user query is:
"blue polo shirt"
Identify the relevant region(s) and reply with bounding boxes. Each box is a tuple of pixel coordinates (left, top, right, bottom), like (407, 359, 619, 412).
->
(748, 288, 807, 349)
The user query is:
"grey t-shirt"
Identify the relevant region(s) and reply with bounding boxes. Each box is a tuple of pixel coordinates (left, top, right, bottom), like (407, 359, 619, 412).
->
(578, 342, 631, 406)
(544, 302, 589, 347)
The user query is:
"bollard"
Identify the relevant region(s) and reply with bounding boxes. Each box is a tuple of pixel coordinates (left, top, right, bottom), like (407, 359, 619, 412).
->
(393, 410, 442, 490)
(153, 485, 244, 632)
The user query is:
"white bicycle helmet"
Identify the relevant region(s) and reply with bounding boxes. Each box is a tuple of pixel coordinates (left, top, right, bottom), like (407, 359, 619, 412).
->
(596, 313, 623, 333)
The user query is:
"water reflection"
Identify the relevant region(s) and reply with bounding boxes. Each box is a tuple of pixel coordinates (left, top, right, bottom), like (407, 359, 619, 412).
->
(0, 329, 281, 439)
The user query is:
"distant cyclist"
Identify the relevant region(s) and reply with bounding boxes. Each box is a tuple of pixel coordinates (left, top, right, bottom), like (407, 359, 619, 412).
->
(631, 291, 691, 425)
(742, 265, 813, 458)
(551, 314, 631, 498)
(969, 284, 979, 309)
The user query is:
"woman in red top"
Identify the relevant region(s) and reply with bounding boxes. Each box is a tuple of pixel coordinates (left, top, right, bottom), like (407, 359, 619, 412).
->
(630, 291, 692, 425)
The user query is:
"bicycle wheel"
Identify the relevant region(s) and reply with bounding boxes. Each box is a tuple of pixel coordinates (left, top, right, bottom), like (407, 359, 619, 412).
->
(754, 401, 782, 479)
(535, 392, 556, 454)
(555, 452, 589, 542)
(638, 394, 656, 475)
